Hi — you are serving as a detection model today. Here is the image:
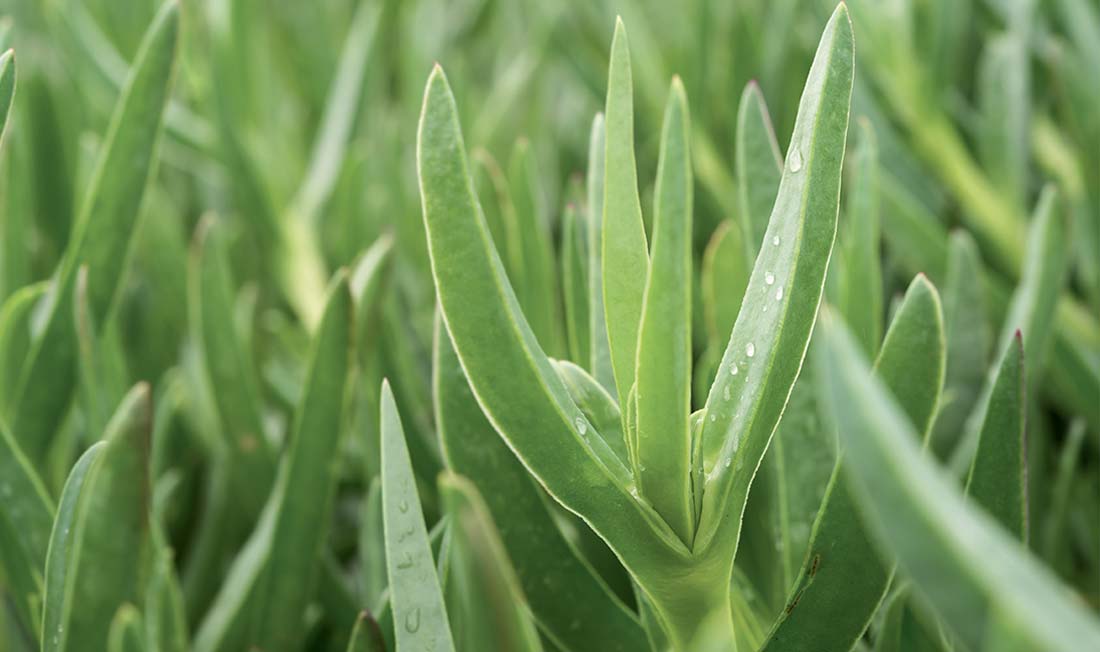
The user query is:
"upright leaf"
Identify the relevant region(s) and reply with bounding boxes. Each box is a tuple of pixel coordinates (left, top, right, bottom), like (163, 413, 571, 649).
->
(42, 385, 153, 652)
(735, 81, 783, 256)
(381, 381, 455, 652)
(761, 275, 945, 652)
(0, 48, 14, 144)
(602, 19, 650, 404)
(9, 0, 178, 463)
(966, 334, 1027, 540)
(439, 473, 544, 652)
(842, 118, 883, 356)
(585, 113, 615, 394)
(815, 314, 1100, 651)
(694, 4, 854, 554)
(635, 78, 694, 541)
(561, 202, 591, 366)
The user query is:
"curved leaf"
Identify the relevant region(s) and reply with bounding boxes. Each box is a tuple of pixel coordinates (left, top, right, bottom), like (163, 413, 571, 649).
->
(735, 80, 783, 256)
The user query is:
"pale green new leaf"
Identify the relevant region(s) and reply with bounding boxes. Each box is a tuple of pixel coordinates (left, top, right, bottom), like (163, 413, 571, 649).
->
(381, 380, 455, 652)
(602, 19, 650, 405)
(815, 314, 1100, 651)
(9, 0, 179, 463)
(107, 605, 146, 652)
(635, 78, 694, 542)
(585, 113, 615, 395)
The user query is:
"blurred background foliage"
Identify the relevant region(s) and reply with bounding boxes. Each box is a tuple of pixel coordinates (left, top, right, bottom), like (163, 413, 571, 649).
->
(0, 0, 1097, 646)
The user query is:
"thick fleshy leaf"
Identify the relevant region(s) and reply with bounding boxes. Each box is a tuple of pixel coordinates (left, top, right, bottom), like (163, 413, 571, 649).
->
(701, 220, 749, 345)
(842, 119, 883, 357)
(42, 385, 153, 652)
(694, 4, 854, 555)
(381, 380, 455, 652)
(561, 202, 591, 366)
(815, 314, 1100, 651)
(435, 323, 646, 652)
(966, 334, 1027, 540)
(930, 231, 989, 456)
(735, 81, 783, 256)
(193, 274, 351, 652)
(585, 113, 615, 395)
(760, 275, 944, 652)
(9, 1, 179, 464)
(634, 77, 694, 541)
(439, 472, 544, 652)
(602, 18, 650, 404)
(552, 359, 628, 463)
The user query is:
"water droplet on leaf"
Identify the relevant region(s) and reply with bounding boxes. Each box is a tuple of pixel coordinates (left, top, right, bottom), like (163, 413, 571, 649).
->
(788, 148, 803, 172)
(574, 417, 588, 435)
(765, 272, 775, 285)
(746, 342, 755, 358)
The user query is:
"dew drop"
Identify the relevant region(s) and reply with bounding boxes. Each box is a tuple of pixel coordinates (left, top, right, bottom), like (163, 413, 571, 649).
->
(775, 287, 784, 301)
(405, 608, 421, 633)
(710, 414, 717, 423)
(725, 457, 733, 468)
(746, 342, 755, 358)
(773, 235, 780, 247)
(723, 385, 731, 401)
(397, 553, 414, 569)
(398, 499, 409, 514)
(574, 417, 588, 435)
(730, 362, 739, 376)
(788, 148, 803, 173)
(765, 272, 775, 285)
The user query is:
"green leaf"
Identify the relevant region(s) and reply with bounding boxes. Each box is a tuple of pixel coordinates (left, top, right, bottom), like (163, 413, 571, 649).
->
(0, 417, 54, 635)
(107, 605, 146, 652)
(602, 18, 650, 404)
(0, 48, 14, 144)
(930, 231, 990, 457)
(585, 113, 615, 395)
(977, 33, 1029, 214)
(814, 313, 1100, 651)
(42, 384, 153, 652)
(73, 265, 128, 439)
(735, 80, 783, 256)
(694, 3, 854, 555)
(841, 118, 883, 357)
(552, 359, 629, 464)
(635, 77, 694, 541)
(0, 282, 47, 413)
(359, 478, 387, 613)
(381, 380, 456, 652)
(760, 275, 944, 652)
(966, 334, 1027, 540)
(435, 322, 646, 652)
(346, 610, 387, 652)
(561, 202, 591, 366)
(701, 220, 749, 345)
(9, 0, 179, 464)
(439, 472, 544, 652)
(194, 273, 351, 652)
(188, 217, 275, 514)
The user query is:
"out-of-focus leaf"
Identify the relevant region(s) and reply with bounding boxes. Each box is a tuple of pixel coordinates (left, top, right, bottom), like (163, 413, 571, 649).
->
(815, 313, 1100, 652)
(9, 1, 178, 464)
(107, 605, 145, 652)
(439, 472, 544, 652)
(735, 81, 783, 256)
(585, 113, 615, 395)
(345, 610, 386, 652)
(42, 385, 153, 652)
(966, 334, 1026, 540)
(561, 202, 590, 366)
(841, 118, 882, 357)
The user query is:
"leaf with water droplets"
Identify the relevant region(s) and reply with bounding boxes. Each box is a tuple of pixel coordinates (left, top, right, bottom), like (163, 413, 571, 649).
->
(436, 323, 646, 652)
(602, 18, 650, 407)
(553, 359, 629, 464)
(42, 384, 153, 652)
(760, 275, 945, 652)
(814, 313, 1100, 651)
(634, 78, 694, 542)
(966, 333, 1026, 540)
(694, 5, 854, 556)
(8, 1, 179, 465)
(381, 380, 456, 652)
